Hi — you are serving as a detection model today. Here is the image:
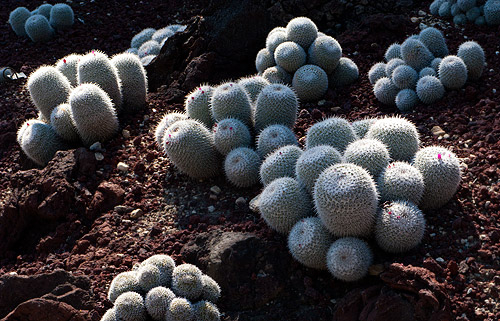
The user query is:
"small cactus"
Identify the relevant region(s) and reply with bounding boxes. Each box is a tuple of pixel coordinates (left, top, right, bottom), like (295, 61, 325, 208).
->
(138, 40, 161, 58)
(131, 28, 156, 49)
(152, 26, 175, 43)
(9, 7, 31, 37)
(266, 30, 287, 54)
(416, 75, 445, 104)
(260, 145, 303, 185)
(17, 119, 44, 145)
(344, 138, 390, 178)
(293, 64, 329, 101)
(373, 77, 398, 106)
(439, 1, 452, 16)
(400, 38, 434, 72)
(145, 287, 176, 321)
(154, 112, 188, 149)
(50, 103, 80, 143)
(285, 17, 318, 49)
(114, 292, 147, 321)
(185, 85, 214, 128)
(453, 13, 468, 25)
(256, 124, 298, 157)
(418, 27, 448, 58)
(419, 67, 436, 78)
(391, 65, 418, 89)
(368, 62, 387, 85)
(100, 308, 117, 321)
(108, 271, 141, 303)
(140, 254, 176, 287)
(137, 264, 161, 292)
(238, 76, 270, 103)
(384, 43, 402, 61)
(19, 121, 68, 166)
(458, 0, 477, 12)
(484, 0, 500, 25)
(224, 147, 261, 187)
(110, 53, 148, 113)
(171, 264, 204, 300)
(351, 118, 377, 139)
(431, 57, 442, 71)
(210, 82, 252, 125)
(457, 41, 485, 80)
(262, 66, 292, 84)
(256, 48, 276, 74)
(254, 83, 298, 132)
(395, 89, 418, 112)
(308, 35, 342, 74)
(274, 41, 307, 73)
(466, 6, 481, 21)
(192, 301, 221, 321)
(385, 58, 406, 78)
(329, 57, 359, 87)
(200, 275, 221, 303)
(430, 0, 445, 15)
(213, 118, 251, 155)
(49, 3, 74, 30)
(377, 161, 425, 204)
(305, 117, 358, 153)
(438, 55, 468, 90)
(326, 237, 373, 282)
(55, 54, 82, 87)
(25, 15, 54, 42)
(140, 55, 156, 66)
(167, 298, 194, 321)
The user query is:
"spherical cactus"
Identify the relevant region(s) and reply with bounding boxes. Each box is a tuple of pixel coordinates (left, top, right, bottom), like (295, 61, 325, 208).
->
(140, 55, 157, 66)
(419, 27, 448, 58)
(137, 264, 161, 292)
(49, 3, 74, 30)
(430, 0, 445, 15)
(185, 85, 214, 128)
(292, 64, 328, 102)
(266, 30, 287, 54)
(259, 177, 312, 233)
(210, 82, 252, 125)
(466, 6, 481, 21)
(131, 28, 156, 49)
(395, 89, 418, 112)
(274, 41, 307, 73)
(450, 3, 462, 16)
(19, 121, 68, 166)
(285, 17, 318, 49)
(17, 119, 44, 145)
(419, 67, 436, 78)
(385, 43, 402, 62)
(24, 15, 54, 42)
(77, 50, 123, 112)
(385, 58, 406, 78)
(373, 77, 398, 106)
(145, 287, 176, 321)
(200, 275, 221, 303)
(262, 66, 292, 84)
(484, 0, 500, 25)
(326, 237, 373, 282)
(256, 124, 298, 157)
(260, 145, 303, 185)
(193, 301, 220, 321)
(55, 54, 82, 87)
(344, 139, 390, 178)
(329, 57, 359, 87)
(368, 62, 387, 85)
(163, 120, 220, 179)
(224, 147, 261, 187)
(458, 0, 476, 11)
(431, 57, 442, 71)
(413, 146, 461, 210)
(377, 161, 425, 204)
(254, 83, 298, 132)
(171, 264, 204, 300)
(375, 201, 426, 253)
(474, 15, 486, 25)
(100, 308, 117, 321)
(438, 55, 468, 90)
(391, 65, 418, 89)
(155, 112, 188, 149)
(266, 26, 286, 39)
(114, 292, 147, 321)
(110, 53, 148, 113)
(305, 117, 358, 153)
(288, 217, 334, 270)
(152, 26, 175, 43)
(69, 83, 119, 146)
(213, 118, 251, 155)
(308, 36, 342, 74)
(238, 76, 270, 103)
(126, 48, 138, 55)
(167, 298, 194, 321)
(295, 145, 343, 193)
(313, 163, 378, 237)
(416, 75, 445, 104)
(457, 41, 485, 80)
(453, 13, 468, 24)
(140, 254, 176, 287)
(50, 104, 80, 143)
(138, 40, 161, 58)
(108, 271, 140, 303)
(256, 48, 276, 74)
(439, 1, 452, 16)
(9, 7, 31, 37)
(401, 38, 434, 72)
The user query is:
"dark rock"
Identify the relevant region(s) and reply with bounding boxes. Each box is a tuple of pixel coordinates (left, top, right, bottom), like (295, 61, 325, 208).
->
(85, 182, 125, 219)
(1, 298, 86, 321)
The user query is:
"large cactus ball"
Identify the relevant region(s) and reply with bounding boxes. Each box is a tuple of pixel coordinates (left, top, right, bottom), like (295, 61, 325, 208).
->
(114, 292, 147, 321)
(285, 17, 318, 49)
(326, 237, 373, 282)
(274, 41, 307, 74)
(438, 55, 468, 90)
(292, 64, 328, 102)
(224, 147, 261, 188)
(171, 264, 204, 300)
(378, 161, 425, 204)
(416, 75, 445, 104)
(308, 35, 342, 74)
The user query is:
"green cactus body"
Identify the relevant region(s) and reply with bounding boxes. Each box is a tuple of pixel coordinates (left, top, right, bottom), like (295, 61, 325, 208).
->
(167, 298, 194, 321)
(439, 1, 452, 16)
(457, 41, 485, 80)
(305, 117, 357, 152)
(49, 4, 74, 30)
(419, 27, 448, 58)
(152, 26, 175, 43)
(36, 4, 52, 19)
(200, 275, 221, 303)
(413, 146, 461, 210)
(100, 308, 117, 321)
(274, 41, 307, 73)
(224, 147, 261, 187)
(416, 75, 445, 104)
(213, 118, 251, 155)
(292, 64, 328, 101)
(111, 53, 148, 113)
(285, 17, 318, 49)
(108, 271, 141, 303)
(254, 83, 298, 132)
(474, 15, 486, 25)
(329, 57, 359, 87)
(374, 77, 398, 105)
(114, 292, 147, 321)
(308, 36, 342, 74)
(395, 89, 418, 112)
(25, 14, 54, 42)
(260, 145, 302, 185)
(431, 57, 442, 71)
(451, 3, 462, 16)
(145, 287, 176, 321)
(288, 217, 334, 270)
(256, 48, 276, 74)
(375, 201, 426, 253)
(438, 55, 468, 90)
(385, 58, 406, 78)
(155, 112, 188, 150)
(138, 40, 161, 58)
(131, 28, 156, 49)
(368, 62, 387, 85)
(193, 301, 221, 321)
(385, 43, 402, 61)
(458, 0, 477, 11)
(9, 7, 31, 37)
(137, 264, 161, 292)
(259, 177, 312, 233)
(256, 124, 298, 157)
(313, 163, 378, 237)
(50, 104, 80, 143)
(185, 85, 214, 128)
(266, 30, 287, 54)
(391, 65, 418, 89)
(454, 13, 468, 24)
(326, 237, 373, 282)
(377, 161, 425, 204)
(140, 55, 157, 66)
(484, 0, 500, 25)
(419, 67, 436, 78)
(344, 139, 390, 178)
(17, 119, 44, 145)
(262, 66, 292, 84)
(430, 0, 445, 15)
(238, 76, 270, 103)
(210, 82, 252, 125)
(171, 264, 204, 300)
(140, 254, 176, 287)
(466, 6, 481, 21)
(401, 38, 434, 72)
(56, 54, 82, 87)
(351, 118, 377, 139)
(69, 83, 119, 146)
(19, 121, 67, 166)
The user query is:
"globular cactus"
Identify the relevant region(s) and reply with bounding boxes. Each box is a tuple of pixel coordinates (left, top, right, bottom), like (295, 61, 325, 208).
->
(155, 112, 188, 149)
(285, 17, 318, 49)
(326, 237, 373, 282)
(238, 76, 270, 103)
(373, 77, 398, 106)
(416, 75, 445, 104)
(131, 28, 156, 49)
(9, 7, 31, 37)
(385, 58, 406, 78)
(419, 67, 436, 78)
(137, 264, 161, 292)
(167, 298, 194, 321)
(114, 292, 147, 321)
(457, 41, 485, 80)
(439, 1, 452, 16)
(56, 54, 82, 87)
(140, 254, 176, 287)
(458, 0, 477, 11)
(110, 53, 148, 113)
(262, 66, 292, 84)
(391, 65, 418, 89)
(256, 48, 276, 74)
(69, 83, 119, 146)
(126, 48, 139, 55)
(254, 83, 298, 132)
(163, 120, 220, 179)
(344, 139, 390, 177)
(288, 217, 334, 269)
(385, 43, 402, 61)
(274, 41, 307, 73)
(453, 13, 468, 25)
(295, 145, 342, 193)
(140, 55, 156, 66)
(474, 15, 486, 25)
(329, 57, 359, 87)
(213, 118, 251, 155)
(292, 64, 328, 101)
(259, 145, 303, 185)
(430, 0, 445, 15)
(375, 201, 426, 253)
(171, 264, 204, 300)
(210, 82, 252, 125)
(368, 62, 386, 85)
(25, 15, 54, 42)
(49, 3, 74, 30)
(100, 308, 117, 321)
(431, 57, 442, 71)
(193, 301, 221, 321)
(145, 287, 176, 321)
(200, 275, 221, 303)
(17, 119, 44, 145)
(412, 146, 461, 210)
(351, 118, 377, 139)
(152, 26, 175, 43)
(377, 161, 425, 204)
(19, 121, 68, 166)
(395, 89, 418, 112)
(224, 147, 261, 188)
(138, 40, 161, 58)
(451, 3, 462, 16)
(185, 85, 214, 128)
(305, 117, 358, 153)
(419, 27, 448, 58)
(466, 6, 481, 21)
(256, 124, 298, 157)
(266, 26, 286, 41)
(259, 177, 312, 234)
(484, 0, 500, 25)
(438, 55, 468, 89)
(307, 35, 342, 74)
(108, 271, 140, 303)
(401, 38, 434, 72)
(266, 29, 287, 54)
(50, 104, 80, 142)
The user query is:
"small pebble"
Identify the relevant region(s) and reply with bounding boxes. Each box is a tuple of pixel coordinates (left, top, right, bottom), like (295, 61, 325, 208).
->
(122, 129, 130, 138)
(117, 162, 129, 172)
(431, 126, 446, 136)
(89, 142, 102, 151)
(235, 197, 246, 207)
(130, 208, 143, 219)
(115, 205, 131, 213)
(208, 206, 215, 213)
(95, 152, 104, 161)
(418, 10, 426, 16)
(411, 17, 419, 23)
(210, 186, 221, 194)
(436, 257, 445, 263)
(317, 100, 326, 106)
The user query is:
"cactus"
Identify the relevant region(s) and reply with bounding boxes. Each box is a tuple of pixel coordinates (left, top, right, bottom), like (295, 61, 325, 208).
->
(163, 120, 220, 179)
(377, 161, 425, 204)
(19, 121, 68, 166)
(385, 43, 402, 62)
(100, 308, 117, 321)
(155, 112, 188, 149)
(137, 264, 161, 292)
(193, 301, 221, 321)
(466, 6, 481, 21)
(256, 124, 298, 157)
(375, 201, 426, 253)
(114, 292, 147, 321)
(224, 147, 261, 187)
(305, 117, 358, 153)
(401, 38, 434, 71)
(457, 41, 485, 80)
(412, 146, 461, 210)
(475, 15, 486, 25)
(458, 0, 477, 11)
(431, 57, 442, 71)
(259, 177, 312, 234)
(167, 298, 194, 321)
(145, 287, 176, 321)
(274, 41, 307, 73)
(140, 55, 157, 66)
(108, 271, 141, 303)
(373, 77, 398, 106)
(210, 82, 252, 125)
(295, 145, 343, 193)
(131, 28, 156, 49)
(419, 27, 448, 58)
(419, 67, 436, 78)
(126, 48, 139, 55)
(351, 118, 377, 139)
(368, 62, 387, 85)
(416, 75, 445, 104)
(254, 83, 298, 132)
(391, 65, 418, 89)
(171, 264, 204, 300)
(329, 57, 359, 87)
(9, 7, 31, 37)
(69, 83, 119, 146)
(238, 76, 270, 103)
(438, 55, 468, 89)
(288, 217, 334, 269)
(453, 13, 467, 24)
(200, 275, 221, 303)
(293, 64, 328, 101)
(326, 237, 373, 282)
(385, 58, 406, 78)
(344, 139, 390, 178)
(308, 35, 342, 74)
(484, 0, 500, 25)
(260, 145, 303, 185)
(17, 119, 44, 145)
(266, 30, 287, 54)
(285, 17, 318, 49)
(395, 89, 418, 112)
(185, 85, 214, 128)
(49, 3, 74, 30)
(152, 26, 175, 43)
(140, 254, 176, 287)
(256, 48, 276, 74)
(111, 53, 148, 113)
(138, 40, 161, 58)
(439, 1, 452, 16)
(56, 54, 82, 87)
(50, 104, 80, 142)
(430, 0, 445, 15)
(262, 66, 292, 84)
(451, 3, 462, 16)
(25, 14, 54, 42)
(213, 118, 251, 155)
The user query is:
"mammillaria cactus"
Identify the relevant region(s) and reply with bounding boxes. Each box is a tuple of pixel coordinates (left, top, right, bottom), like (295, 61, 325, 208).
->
(266, 29, 287, 54)
(484, 0, 500, 25)
(111, 53, 148, 113)
(419, 27, 448, 58)
(326, 237, 373, 282)
(50, 104, 80, 142)
(419, 67, 436, 78)
(140, 254, 176, 287)
(351, 118, 377, 139)
(193, 301, 221, 321)
(438, 55, 468, 89)
(274, 41, 307, 73)
(395, 89, 418, 112)
(100, 308, 117, 321)
(108, 271, 141, 303)
(466, 6, 481, 21)
(238, 76, 270, 103)
(152, 26, 175, 43)
(200, 275, 221, 303)
(17, 119, 43, 145)
(256, 124, 298, 157)
(329, 57, 359, 87)
(137, 264, 161, 292)
(385, 58, 406, 78)
(224, 147, 261, 187)
(439, 1, 453, 16)
(260, 145, 302, 185)
(138, 40, 161, 58)
(457, 41, 485, 80)
(373, 77, 399, 105)
(114, 292, 147, 321)
(430, 0, 445, 15)
(9, 7, 31, 37)
(391, 65, 418, 89)
(458, 0, 477, 11)
(145, 287, 176, 321)
(24, 15, 54, 42)
(292, 64, 329, 101)
(167, 298, 194, 321)
(154, 112, 188, 149)
(256, 48, 275, 74)
(213, 118, 251, 155)
(308, 35, 342, 74)
(401, 38, 434, 72)
(295, 145, 342, 193)
(210, 82, 252, 125)
(285, 17, 318, 49)
(454, 13, 468, 24)
(431, 57, 442, 71)
(377, 161, 425, 204)
(368, 62, 387, 85)
(55, 54, 81, 87)
(305, 117, 358, 152)
(19, 121, 68, 166)
(343, 139, 390, 177)
(49, 3, 74, 30)
(385, 43, 402, 61)
(416, 75, 445, 104)
(254, 83, 298, 132)
(171, 264, 204, 300)
(131, 28, 156, 49)
(262, 66, 292, 84)
(185, 85, 214, 128)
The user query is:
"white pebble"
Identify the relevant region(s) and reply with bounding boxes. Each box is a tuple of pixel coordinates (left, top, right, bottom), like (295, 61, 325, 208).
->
(435, 257, 445, 263)
(122, 129, 131, 138)
(208, 206, 215, 213)
(117, 162, 129, 172)
(95, 152, 104, 161)
(210, 186, 221, 194)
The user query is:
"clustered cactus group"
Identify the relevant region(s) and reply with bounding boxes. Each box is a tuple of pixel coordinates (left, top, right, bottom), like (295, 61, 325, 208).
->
(9, 3, 74, 43)
(17, 50, 148, 166)
(255, 17, 359, 102)
(369, 26, 485, 112)
(102, 254, 221, 321)
(429, 0, 500, 25)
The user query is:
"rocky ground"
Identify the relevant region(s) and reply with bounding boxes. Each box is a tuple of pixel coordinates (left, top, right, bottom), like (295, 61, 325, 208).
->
(0, 0, 499, 320)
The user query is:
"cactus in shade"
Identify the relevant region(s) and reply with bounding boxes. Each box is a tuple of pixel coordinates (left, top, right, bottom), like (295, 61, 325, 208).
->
(274, 41, 307, 73)
(377, 161, 425, 204)
(308, 36, 342, 74)
(152, 27, 175, 43)
(453, 13, 467, 24)
(77, 50, 123, 112)
(200, 275, 221, 303)
(401, 38, 434, 71)
(9, 7, 31, 37)
(391, 65, 418, 89)
(458, 0, 477, 11)
(100, 308, 117, 321)
(213, 118, 251, 155)
(155, 112, 188, 149)
(131, 28, 156, 49)
(238, 76, 270, 103)
(285, 17, 318, 49)
(111, 53, 148, 113)
(167, 298, 194, 321)
(344, 139, 390, 178)
(254, 83, 298, 132)
(49, 3, 74, 30)
(262, 66, 292, 84)
(224, 147, 261, 187)
(145, 287, 176, 321)
(416, 75, 445, 104)
(50, 104, 80, 142)
(193, 301, 221, 321)
(439, 1, 452, 16)
(114, 292, 147, 321)
(368, 62, 386, 85)
(19, 121, 68, 166)
(140, 254, 176, 287)
(385, 43, 402, 61)
(108, 271, 141, 303)
(451, 3, 461, 16)
(438, 55, 468, 89)
(259, 145, 303, 185)
(56, 54, 81, 87)
(466, 7, 481, 21)
(293, 65, 328, 101)
(413, 146, 461, 210)
(266, 30, 287, 54)
(419, 67, 436, 78)
(259, 177, 312, 233)
(385, 58, 405, 78)
(395, 89, 418, 112)
(305, 117, 358, 153)
(475, 15, 486, 25)
(419, 27, 448, 58)
(137, 264, 161, 292)
(351, 118, 377, 139)
(210, 82, 252, 125)
(373, 77, 398, 106)
(430, 0, 444, 15)
(457, 41, 485, 80)
(185, 85, 214, 128)
(256, 124, 298, 157)
(326, 237, 373, 282)
(25, 15, 54, 42)
(138, 40, 161, 58)
(288, 217, 334, 269)
(69, 83, 119, 146)
(295, 145, 343, 193)
(171, 264, 204, 300)
(431, 57, 442, 71)
(484, 0, 500, 25)
(375, 201, 426, 253)
(163, 120, 220, 179)
(256, 48, 276, 74)
(329, 57, 359, 87)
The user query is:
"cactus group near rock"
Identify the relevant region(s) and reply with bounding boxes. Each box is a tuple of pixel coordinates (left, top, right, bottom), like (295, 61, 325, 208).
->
(430, 0, 497, 26)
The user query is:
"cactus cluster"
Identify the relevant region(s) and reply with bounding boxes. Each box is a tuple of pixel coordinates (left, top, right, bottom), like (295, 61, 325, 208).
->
(102, 254, 221, 321)
(428, 0, 500, 26)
